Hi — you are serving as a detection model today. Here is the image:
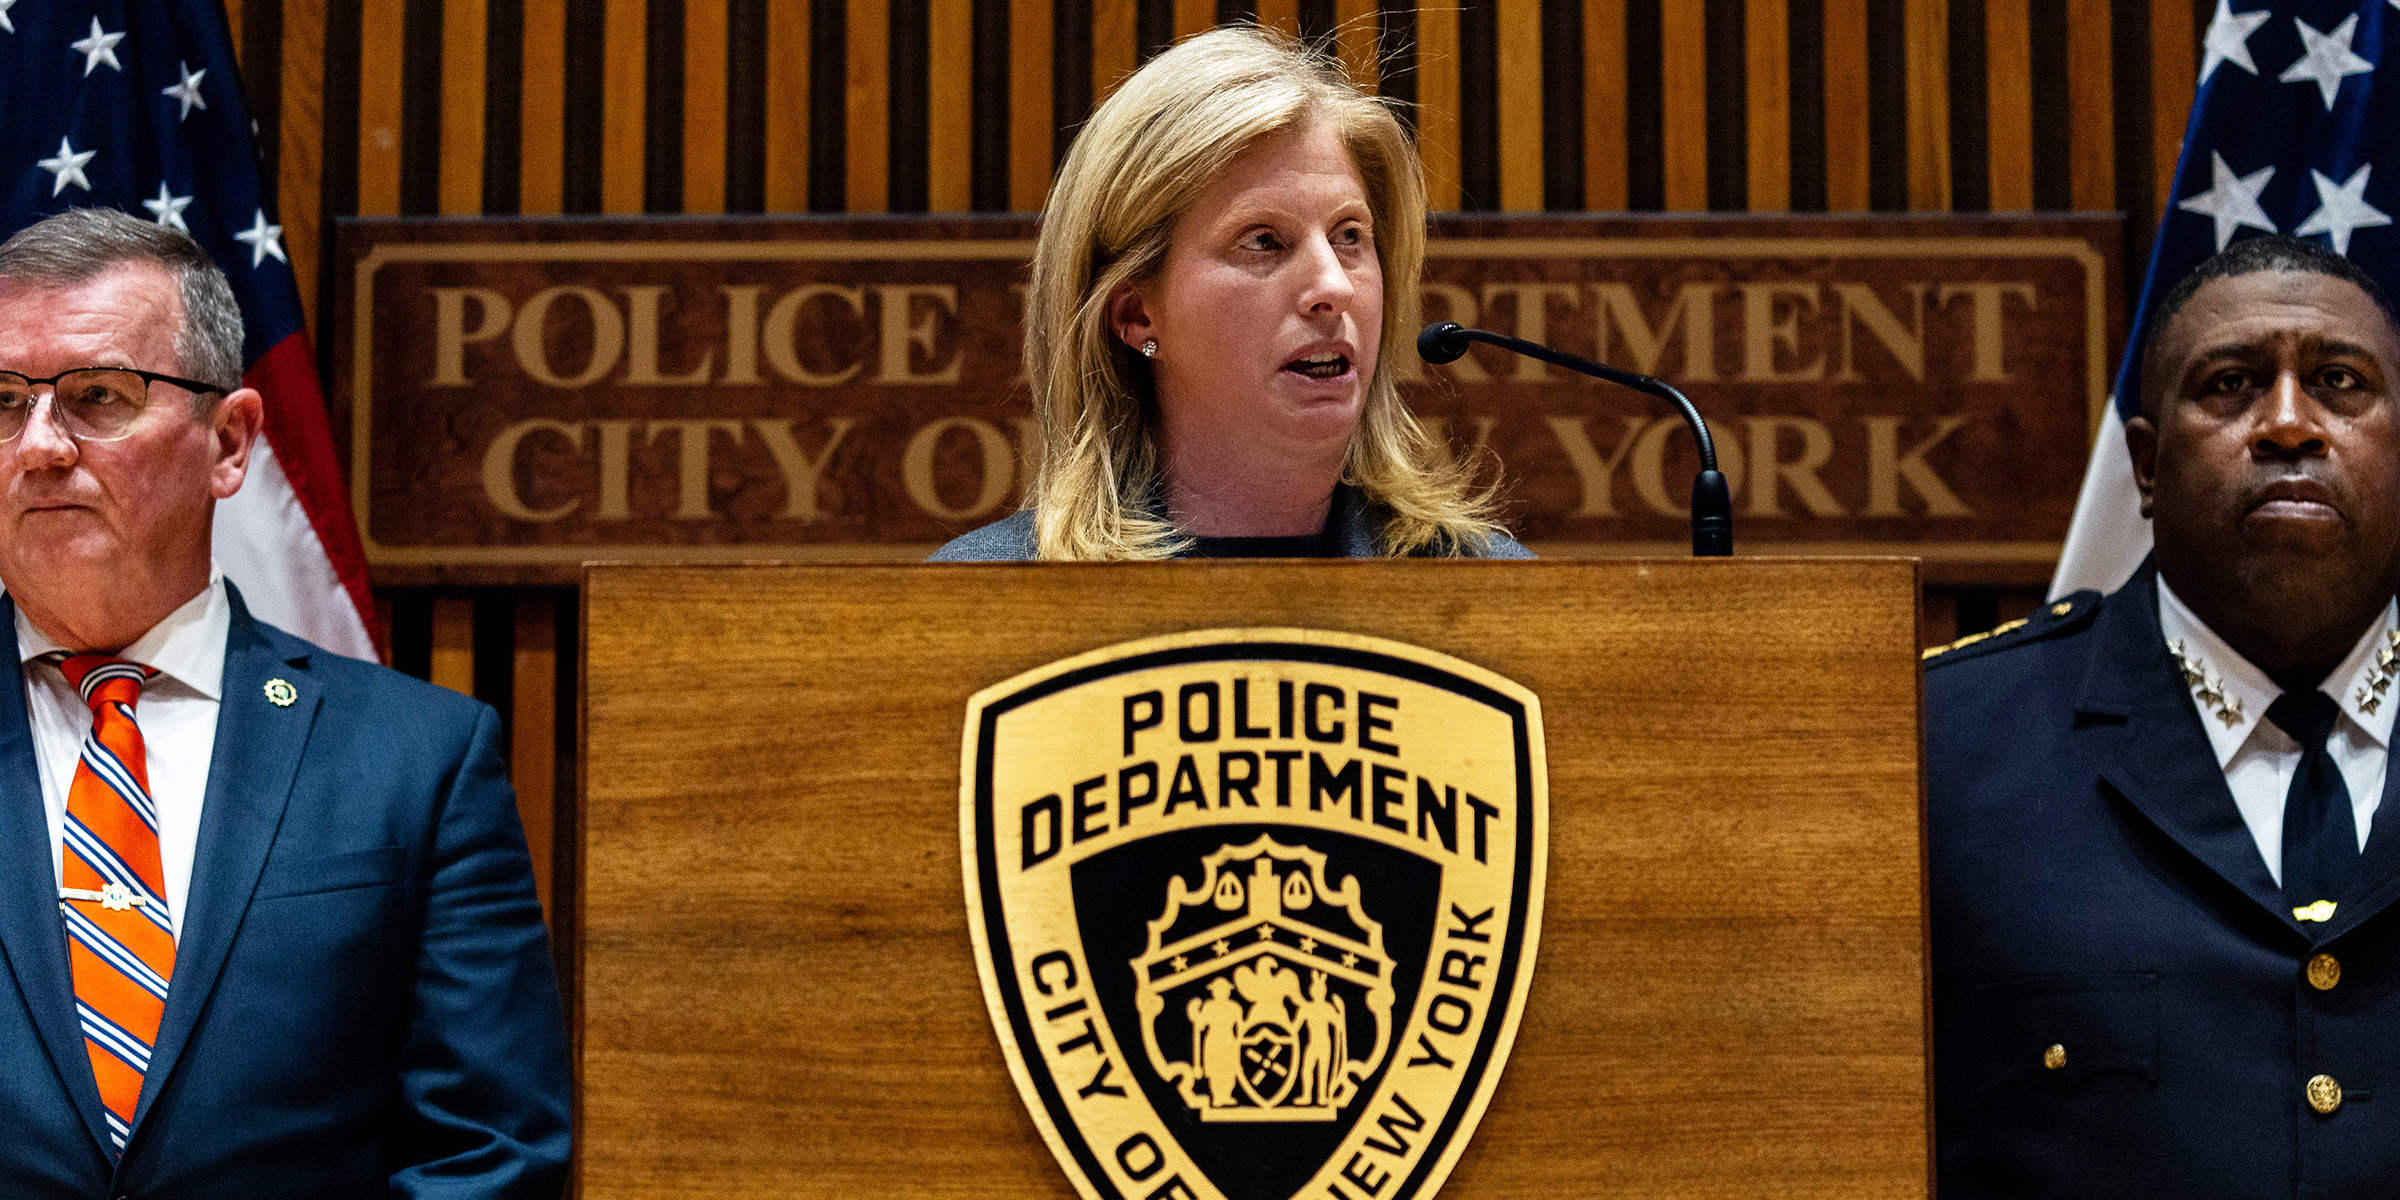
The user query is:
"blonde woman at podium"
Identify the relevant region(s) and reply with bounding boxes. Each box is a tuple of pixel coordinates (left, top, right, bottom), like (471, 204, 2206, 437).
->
(929, 26, 1529, 561)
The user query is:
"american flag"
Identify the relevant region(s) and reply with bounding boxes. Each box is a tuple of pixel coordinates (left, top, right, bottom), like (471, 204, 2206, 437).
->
(0, 0, 375, 659)
(2057, 0, 2400, 598)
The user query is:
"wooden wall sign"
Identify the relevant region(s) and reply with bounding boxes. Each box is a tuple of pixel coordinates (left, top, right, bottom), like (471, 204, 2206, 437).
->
(335, 213, 2121, 586)
(961, 628, 1546, 1200)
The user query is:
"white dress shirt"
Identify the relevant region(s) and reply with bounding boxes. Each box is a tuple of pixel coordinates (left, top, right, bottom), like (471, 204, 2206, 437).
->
(2158, 576, 2395, 886)
(21, 572, 227, 938)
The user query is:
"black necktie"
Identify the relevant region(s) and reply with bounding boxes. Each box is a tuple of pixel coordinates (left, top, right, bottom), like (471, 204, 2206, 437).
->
(2269, 690, 2358, 913)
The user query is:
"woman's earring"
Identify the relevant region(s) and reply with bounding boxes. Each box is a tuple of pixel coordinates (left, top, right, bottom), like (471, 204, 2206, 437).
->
(1141, 339, 1158, 359)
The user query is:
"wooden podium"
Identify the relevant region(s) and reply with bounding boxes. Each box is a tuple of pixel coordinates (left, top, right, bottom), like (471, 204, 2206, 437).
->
(578, 559, 1927, 1198)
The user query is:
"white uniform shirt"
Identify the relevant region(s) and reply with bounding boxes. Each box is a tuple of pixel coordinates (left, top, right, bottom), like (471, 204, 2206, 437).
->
(22, 573, 227, 938)
(2158, 576, 2396, 886)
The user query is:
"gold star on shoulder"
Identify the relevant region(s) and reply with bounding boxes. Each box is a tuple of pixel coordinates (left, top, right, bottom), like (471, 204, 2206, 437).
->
(2167, 638, 2245, 727)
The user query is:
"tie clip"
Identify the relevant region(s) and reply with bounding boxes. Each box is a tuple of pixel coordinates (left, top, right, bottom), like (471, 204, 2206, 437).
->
(2294, 900, 2340, 923)
(58, 884, 145, 912)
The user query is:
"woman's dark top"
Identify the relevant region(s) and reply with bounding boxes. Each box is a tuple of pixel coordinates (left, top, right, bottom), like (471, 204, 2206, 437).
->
(1188, 531, 1340, 558)
(925, 483, 1534, 561)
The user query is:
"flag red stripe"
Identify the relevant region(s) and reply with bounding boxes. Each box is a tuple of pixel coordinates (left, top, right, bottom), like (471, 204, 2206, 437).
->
(243, 332, 377, 652)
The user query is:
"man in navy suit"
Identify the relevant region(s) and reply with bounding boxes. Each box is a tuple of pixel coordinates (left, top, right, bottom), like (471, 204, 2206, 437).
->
(1927, 234, 2400, 1196)
(0, 211, 568, 1196)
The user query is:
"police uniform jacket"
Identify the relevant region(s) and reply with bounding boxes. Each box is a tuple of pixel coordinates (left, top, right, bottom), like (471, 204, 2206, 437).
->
(1926, 558, 2400, 1198)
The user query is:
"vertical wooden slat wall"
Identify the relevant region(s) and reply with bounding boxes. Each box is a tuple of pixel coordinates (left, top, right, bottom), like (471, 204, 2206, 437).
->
(1744, 0, 1786, 211)
(220, 0, 2211, 939)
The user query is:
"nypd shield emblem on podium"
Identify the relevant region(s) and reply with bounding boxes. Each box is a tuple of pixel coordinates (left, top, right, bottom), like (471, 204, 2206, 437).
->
(962, 629, 1547, 1200)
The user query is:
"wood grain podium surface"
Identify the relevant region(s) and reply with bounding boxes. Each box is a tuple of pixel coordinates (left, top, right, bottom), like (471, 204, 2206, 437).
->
(580, 559, 1926, 1198)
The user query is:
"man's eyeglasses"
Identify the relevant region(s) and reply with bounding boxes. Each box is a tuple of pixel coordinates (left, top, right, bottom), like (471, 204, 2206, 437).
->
(0, 368, 223, 443)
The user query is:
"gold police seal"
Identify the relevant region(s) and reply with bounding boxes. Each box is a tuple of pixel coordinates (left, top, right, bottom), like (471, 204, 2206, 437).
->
(962, 628, 1547, 1200)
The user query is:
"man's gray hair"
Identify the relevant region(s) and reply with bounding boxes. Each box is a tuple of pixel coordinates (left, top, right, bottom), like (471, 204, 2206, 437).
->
(0, 208, 246, 410)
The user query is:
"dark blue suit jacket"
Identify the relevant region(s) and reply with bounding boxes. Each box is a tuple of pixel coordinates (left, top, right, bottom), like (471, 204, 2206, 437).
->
(0, 587, 570, 1197)
(1928, 560, 2400, 1197)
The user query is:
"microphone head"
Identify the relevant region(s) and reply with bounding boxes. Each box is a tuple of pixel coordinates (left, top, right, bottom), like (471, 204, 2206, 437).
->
(1417, 322, 1470, 365)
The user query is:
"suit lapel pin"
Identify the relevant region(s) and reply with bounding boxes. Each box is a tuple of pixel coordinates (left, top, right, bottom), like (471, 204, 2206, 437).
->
(264, 678, 297, 707)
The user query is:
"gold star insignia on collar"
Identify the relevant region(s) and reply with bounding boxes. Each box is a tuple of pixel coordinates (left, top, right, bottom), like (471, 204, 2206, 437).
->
(2168, 639, 2245, 728)
(2359, 636, 2397, 715)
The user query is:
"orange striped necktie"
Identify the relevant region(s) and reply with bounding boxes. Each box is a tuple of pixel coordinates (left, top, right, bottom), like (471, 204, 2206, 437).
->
(50, 653, 170, 1156)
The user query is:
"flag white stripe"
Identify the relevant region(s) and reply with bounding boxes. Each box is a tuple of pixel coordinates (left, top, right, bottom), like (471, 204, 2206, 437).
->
(214, 438, 375, 660)
(2051, 405, 2155, 600)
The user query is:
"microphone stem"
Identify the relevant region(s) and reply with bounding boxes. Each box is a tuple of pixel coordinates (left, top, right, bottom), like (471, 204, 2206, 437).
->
(1448, 327, 1719, 473)
(1429, 323, 1730, 556)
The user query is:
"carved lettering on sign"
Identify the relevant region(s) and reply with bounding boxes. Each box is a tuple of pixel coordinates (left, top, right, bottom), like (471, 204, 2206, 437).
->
(337, 215, 2121, 583)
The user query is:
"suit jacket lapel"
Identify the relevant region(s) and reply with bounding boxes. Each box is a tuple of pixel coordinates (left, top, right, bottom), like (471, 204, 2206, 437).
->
(132, 586, 318, 1127)
(0, 597, 114, 1152)
(2075, 562, 2310, 944)
(2320, 718, 2400, 941)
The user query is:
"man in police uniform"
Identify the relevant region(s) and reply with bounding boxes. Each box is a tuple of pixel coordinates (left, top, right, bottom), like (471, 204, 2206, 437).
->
(1927, 234, 2400, 1197)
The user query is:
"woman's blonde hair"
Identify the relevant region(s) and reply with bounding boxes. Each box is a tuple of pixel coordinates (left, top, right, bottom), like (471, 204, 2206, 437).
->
(1021, 24, 1503, 560)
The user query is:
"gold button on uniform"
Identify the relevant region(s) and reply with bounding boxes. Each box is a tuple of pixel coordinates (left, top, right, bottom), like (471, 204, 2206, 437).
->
(2308, 1074, 2344, 1114)
(2043, 1043, 2067, 1071)
(2309, 953, 2342, 991)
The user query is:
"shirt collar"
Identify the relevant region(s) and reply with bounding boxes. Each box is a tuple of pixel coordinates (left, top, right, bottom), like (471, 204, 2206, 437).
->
(2157, 574, 2398, 766)
(14, 566, 228, 701)
(2322, 595, 2400, 747)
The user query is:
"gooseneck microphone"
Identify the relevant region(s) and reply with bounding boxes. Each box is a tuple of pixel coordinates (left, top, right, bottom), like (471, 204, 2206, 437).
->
(1417, 322, 1732, 557)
